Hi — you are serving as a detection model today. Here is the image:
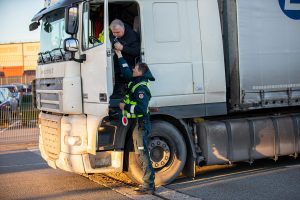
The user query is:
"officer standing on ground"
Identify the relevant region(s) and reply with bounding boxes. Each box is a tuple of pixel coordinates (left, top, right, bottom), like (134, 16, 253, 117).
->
(115, 49, 156, 194)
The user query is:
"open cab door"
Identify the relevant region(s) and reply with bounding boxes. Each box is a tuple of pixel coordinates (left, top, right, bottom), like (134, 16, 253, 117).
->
(80, 0, 113, 154)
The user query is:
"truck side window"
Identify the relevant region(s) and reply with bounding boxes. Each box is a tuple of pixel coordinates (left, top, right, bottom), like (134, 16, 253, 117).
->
(82, 2, 104, 50)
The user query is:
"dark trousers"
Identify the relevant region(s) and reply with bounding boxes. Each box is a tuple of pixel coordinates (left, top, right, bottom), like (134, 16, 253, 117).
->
(132, 118, 155, 188)
(111, 72, 129, 99)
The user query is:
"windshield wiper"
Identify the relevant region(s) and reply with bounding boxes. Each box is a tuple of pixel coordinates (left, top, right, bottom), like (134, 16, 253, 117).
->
(43, 51, 53, 63)
(37, 47, 71, 65)
(37, 51, 52, 64)
(51, 48, 65, 62)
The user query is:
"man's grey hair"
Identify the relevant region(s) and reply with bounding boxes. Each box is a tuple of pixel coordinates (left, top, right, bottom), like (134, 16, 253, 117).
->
(110, 19, 125, 30)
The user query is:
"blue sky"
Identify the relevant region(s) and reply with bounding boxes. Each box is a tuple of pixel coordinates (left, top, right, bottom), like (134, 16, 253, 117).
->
(0, 0, 44, 44)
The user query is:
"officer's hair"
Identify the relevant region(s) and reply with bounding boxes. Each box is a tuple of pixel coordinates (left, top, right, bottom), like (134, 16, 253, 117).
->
(137, 62, 149, 75)
(110, 19, 125, 30)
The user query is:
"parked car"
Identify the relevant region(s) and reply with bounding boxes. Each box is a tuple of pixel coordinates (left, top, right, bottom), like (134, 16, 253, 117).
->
(12, 83, 28, 94)
(0, 89, 14, 127)
(26, 83, 32, 93)
(0, 85, 20, 105)
(0, 88, 18, 112)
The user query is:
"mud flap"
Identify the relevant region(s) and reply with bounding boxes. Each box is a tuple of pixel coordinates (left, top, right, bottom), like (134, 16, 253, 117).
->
(182, 155, 196, 178)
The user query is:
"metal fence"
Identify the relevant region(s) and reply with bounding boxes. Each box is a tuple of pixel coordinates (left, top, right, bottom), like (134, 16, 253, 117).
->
(0, 81, 39, 145)
(0, 73, 36, 86)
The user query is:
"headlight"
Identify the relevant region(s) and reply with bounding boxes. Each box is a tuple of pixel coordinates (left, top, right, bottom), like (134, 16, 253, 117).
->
(64, 136, 82, 146)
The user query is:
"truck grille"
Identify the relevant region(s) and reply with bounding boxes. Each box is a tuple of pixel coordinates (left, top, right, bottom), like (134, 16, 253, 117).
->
(36, 78, 63, 113)
(40, 113, 62, 160)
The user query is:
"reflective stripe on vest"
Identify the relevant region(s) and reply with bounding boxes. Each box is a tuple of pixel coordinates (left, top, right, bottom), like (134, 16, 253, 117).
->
(123, 81, 150, 118)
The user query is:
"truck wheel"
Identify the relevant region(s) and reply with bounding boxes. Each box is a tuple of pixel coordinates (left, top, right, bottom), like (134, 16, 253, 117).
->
(127, 120, 187, 186)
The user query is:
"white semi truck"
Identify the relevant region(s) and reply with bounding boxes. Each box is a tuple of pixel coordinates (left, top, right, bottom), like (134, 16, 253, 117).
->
(30, 0, 300, 185)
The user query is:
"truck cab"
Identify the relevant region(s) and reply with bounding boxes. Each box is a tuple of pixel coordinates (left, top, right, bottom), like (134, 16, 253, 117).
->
(30, 0, 226, 185)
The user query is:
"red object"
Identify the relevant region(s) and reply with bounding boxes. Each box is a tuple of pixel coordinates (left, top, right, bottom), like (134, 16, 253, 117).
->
(95, 20, 103, 38)
(122, 116, 128, 126)
(149, 107, 159, 112)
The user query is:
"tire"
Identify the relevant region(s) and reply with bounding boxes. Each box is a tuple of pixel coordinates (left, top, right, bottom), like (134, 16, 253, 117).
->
(126, 120, 187, 186)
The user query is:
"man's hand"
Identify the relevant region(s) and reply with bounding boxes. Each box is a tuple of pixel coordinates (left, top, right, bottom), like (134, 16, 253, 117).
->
(115, 49, 122, 58)
(114, 42, 124, 51)
(119, 102, 125, 110)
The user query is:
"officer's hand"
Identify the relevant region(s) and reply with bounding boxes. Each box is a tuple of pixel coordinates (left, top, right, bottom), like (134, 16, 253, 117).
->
(114, 42, 123, 51)
(115, 50, 122, 58)
(119, 102, 125, 110)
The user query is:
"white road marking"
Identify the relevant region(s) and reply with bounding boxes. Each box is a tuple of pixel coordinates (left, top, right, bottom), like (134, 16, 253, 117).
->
(88, 173, 202, 200)
(155, 186, 202, 200)
(172, 164, 300, 188)
(0, 148, 39, 155)
(285, 164, 300, 168)
(172, 167, 267, 186)
(87, 174, 162, 200)
(28, 148, 41, 156)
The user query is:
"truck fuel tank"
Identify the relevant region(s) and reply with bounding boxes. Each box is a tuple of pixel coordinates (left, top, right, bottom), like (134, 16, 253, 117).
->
(197, 114, 300, 165)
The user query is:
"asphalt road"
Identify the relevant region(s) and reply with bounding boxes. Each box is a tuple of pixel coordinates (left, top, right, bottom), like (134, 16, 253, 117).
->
(168, 157, 300, 200)
(1, 146, 300, 200)
(0, 149, 131, 200)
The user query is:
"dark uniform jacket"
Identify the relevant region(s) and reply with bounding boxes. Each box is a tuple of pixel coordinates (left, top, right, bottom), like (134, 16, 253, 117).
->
(110, 24, 140, 83)
(118, 57, 155, 119)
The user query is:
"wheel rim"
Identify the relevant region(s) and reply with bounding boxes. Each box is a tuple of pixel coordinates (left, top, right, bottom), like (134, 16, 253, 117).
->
(148, 137, 171, 169)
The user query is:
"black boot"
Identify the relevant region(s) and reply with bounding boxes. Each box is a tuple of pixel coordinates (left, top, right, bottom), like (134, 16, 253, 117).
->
(134, 185, 155, 195)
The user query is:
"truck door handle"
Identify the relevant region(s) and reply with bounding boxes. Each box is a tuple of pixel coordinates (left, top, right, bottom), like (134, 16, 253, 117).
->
(107, 50, 111, 57)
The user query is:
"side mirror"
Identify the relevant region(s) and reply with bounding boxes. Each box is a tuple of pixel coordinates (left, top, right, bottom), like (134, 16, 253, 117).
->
(64, 38, 86, 63)
(65, 6, 78, 35)
(64, 38, 79, 52)
(44, 22, 53, 33)
(29, 21, 40, 31)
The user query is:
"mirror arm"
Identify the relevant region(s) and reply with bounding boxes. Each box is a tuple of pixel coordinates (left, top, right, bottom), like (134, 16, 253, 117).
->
(71, 53, 86, 63)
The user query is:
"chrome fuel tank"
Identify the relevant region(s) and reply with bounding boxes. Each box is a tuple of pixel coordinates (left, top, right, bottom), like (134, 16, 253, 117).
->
(197, 114, 300, 165)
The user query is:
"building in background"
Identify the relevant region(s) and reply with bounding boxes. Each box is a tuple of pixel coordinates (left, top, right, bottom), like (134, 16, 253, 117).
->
(0, 0, 43, 84)
(0, 42, 39, 84)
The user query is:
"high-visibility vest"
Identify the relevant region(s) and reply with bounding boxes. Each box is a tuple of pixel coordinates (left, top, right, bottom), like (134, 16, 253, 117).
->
(98, 30, 104, 43)
(123, 81, 151, 118)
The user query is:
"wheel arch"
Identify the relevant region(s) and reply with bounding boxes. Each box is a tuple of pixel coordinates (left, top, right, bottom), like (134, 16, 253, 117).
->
(151, 114, 197, 178)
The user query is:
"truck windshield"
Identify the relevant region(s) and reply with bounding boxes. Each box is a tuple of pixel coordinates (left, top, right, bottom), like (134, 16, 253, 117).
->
(39, 9, 71, 64)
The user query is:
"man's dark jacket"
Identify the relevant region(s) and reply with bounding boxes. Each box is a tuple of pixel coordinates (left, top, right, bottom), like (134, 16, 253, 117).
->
(110, 24, 140, 83)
